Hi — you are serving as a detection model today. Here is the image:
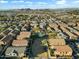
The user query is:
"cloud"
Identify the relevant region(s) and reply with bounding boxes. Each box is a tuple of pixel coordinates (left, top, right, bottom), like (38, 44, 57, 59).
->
(11, 1, 33, 5)
(74, 0, 79, 3)
(0, 0, 8, 3)
(37, 2, 48, 5)
(56, 0, 66, 4)
(11, 0, 24, 3)
(25, 1, 32, 4)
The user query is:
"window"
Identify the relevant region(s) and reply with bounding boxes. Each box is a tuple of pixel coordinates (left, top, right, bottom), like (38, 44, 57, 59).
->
(66, 52, 67, 54)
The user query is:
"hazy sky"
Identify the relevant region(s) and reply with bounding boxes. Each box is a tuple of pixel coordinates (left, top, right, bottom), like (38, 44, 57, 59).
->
(0, 0, 79, 10)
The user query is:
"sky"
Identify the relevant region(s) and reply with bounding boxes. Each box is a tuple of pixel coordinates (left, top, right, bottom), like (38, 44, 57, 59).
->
(0, 0, 79, 10)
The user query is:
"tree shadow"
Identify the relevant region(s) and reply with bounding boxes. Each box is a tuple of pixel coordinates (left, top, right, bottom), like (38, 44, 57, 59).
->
(32, 39, 47, 57)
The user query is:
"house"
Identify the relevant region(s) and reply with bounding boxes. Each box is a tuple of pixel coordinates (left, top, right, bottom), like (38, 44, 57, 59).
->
(68, 22, 76, 27)
(12, 40, 28, 46)
(49, 23, 58, 28)
(60, 26, 77, 40)
(58, 32, 67, 39)
(48, 38, 66, 46)
(57, 22, 68, 27)
(1, 34, 14, 44)
(53, 45, 72, 56)
(66, 27, 79, 36)
(5, 46, 26, 57)
(47, 34, 73, 58)
(17, 31, 31, 40)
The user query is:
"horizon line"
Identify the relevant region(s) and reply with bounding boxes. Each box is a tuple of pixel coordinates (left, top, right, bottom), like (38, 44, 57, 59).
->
(0, 7, 79, 11)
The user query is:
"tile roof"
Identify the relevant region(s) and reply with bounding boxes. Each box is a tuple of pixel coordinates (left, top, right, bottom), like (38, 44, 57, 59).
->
(54, 45, 72, 53)
(48, 38, 66, 46)
(12, 40, 28, 46)
(17, 31, 31, 39)
(20, 32, 31, 38)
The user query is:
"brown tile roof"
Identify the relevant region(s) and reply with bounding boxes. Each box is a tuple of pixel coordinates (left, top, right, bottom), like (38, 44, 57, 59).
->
(17, 31, 31, 39)
(12, 40, 28, 46)
(49, 23, 58, 28)
(17, 35, 25, 40)
(48, 38, 66, 46)
(54, 45, 72, 53)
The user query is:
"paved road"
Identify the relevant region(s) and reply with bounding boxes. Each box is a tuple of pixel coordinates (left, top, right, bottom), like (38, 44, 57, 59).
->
(68, 42, 78, 59)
